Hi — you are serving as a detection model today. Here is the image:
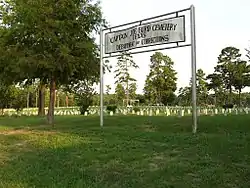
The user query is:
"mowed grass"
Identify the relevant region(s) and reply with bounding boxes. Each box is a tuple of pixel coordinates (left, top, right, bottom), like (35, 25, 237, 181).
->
(0, 115, 250, 188)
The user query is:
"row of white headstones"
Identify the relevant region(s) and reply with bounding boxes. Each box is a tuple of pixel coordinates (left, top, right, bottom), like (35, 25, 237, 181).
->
(2, 107, 250, 117)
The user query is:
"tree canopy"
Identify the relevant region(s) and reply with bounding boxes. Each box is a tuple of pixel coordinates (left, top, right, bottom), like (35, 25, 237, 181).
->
(0, 0, 106, 124)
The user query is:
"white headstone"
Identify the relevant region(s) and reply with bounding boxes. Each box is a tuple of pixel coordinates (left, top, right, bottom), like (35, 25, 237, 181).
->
(245, 108, 249, 114)
(156, 109, 160, 115)
(84, 111, 88, 116)
(123, 110, 127, 115)
(166, 109, 170, 116)
(210, 109, 214, 116)
(178, 109, 184, 117)
(215, 109, 218, 114)
(140, 111, 144, 116)
(110, 111, 113, 116)
(235, 109, 238, 115)
(204, 109, 208, 115)
(149, 110, 153, 116)
(222, 109, 225, 114)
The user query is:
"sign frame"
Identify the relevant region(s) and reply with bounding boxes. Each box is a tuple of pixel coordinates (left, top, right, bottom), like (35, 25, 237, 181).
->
(99, 5, 198, 133)
(104, 15, 186, 54)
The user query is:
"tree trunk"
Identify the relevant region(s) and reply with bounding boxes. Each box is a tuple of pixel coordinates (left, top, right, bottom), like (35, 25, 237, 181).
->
(66, 95, 69, 107)
(57, 91, 60, 107)
(239, 89, 241, 107)
(38, 83, 45, 116)
(72, 96, 74, 106)
(126, 83, 129, 107)
(55, 90, 57, 108)
(126, 61, 129, 107)
(35, 89, 38, 108)
(229, 86, 232, 103)
(26, 91, 29, 108)
(214, 93, 217, 106)
(47, 78, 56, 125)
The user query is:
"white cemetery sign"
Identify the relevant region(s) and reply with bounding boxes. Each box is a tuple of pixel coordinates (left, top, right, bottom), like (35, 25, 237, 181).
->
(100, 5, 198, 133)
(105, 16, 185, 54)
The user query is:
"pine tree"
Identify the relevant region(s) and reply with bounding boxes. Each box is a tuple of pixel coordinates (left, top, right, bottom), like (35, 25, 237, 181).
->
(114, 52, 139, 106)
(144, 52, 177, 105)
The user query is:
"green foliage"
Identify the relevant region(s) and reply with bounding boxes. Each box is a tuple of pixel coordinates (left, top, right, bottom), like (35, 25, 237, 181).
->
(129, 82, 137, 100)
(176, 86, 191, 106)
(68, 80, 95, 115)
(133, 107, 140, 112)
(105, 85, 111, 95)
(0, 0, 106, 123)
(196, 69, 208, 106)
(0, 83, 27, 112)
(106, 105, 117, 113)
(136, 94, 146, 105)
(115, 83, 126, 105)
(144, 52, 177, 105)
(211, 46, 250, 105)
(114, 52, 139, 85)
(215, 47, 241, 98)
(114, 52, 139, 106)
(11, 88, 27, 112)
(0, 83, 16, 111)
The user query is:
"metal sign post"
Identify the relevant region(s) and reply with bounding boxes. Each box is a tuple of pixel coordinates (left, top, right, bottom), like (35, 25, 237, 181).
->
(190, 5, 197, 133)
(99, 29, 104, 127)
(99, 5, 197, 133)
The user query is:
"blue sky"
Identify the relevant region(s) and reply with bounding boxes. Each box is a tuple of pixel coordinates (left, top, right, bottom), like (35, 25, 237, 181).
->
(98, 0, 250, 94)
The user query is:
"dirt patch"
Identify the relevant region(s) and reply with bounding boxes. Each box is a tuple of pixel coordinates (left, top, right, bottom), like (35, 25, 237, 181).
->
(0, 129, 58, 136)
(0, 129, 30, 135)
(0, 139, 31, 166)
(136, 124, 157, 132)
(148, 153, 166, 171)
(148, 152, 180, 172)
(0, 153, 10, 166)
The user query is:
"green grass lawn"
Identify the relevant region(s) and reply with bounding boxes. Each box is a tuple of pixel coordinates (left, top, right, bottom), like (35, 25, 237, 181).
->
(0, 115, 250, 188)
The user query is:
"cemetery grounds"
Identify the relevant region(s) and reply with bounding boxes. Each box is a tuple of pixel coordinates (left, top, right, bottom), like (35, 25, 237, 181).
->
(0, 107, 250, 187)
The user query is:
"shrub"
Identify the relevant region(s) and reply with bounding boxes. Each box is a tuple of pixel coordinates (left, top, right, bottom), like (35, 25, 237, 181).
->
(133, 107, 140, 112)
(106, 105, 117, 113)
(79, 104, 89, 115)
(76, 95, 93, 115)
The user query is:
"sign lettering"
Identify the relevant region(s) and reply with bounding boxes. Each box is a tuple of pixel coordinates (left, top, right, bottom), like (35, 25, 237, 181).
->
(105, 16, 185, 54)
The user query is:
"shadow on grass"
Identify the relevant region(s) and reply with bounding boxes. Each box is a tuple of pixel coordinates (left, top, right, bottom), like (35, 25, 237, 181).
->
(0, 131, 194, 188)
(1, 125, 250, 188)
(2, 114, 250, 136)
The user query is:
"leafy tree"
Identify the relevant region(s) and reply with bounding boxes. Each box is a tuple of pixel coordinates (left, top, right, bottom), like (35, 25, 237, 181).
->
(196, 69, 208, 105)
(144, 52, 177, 105)
(11, 87, 27, 112)
(136, 94, 146, 105)
(128, 83, 137, 101)
(105, 85, 111, 95)
(206, 72, 224, 106)
(114, 52, 139, 106)
(67, 80, 96, 115)
(115, 83, 125, 105)
(0, 0, 105, 124)
(144, 76, 156, 105)
(177, 86, 191, 106)
(0, 83, 15, 114)
(232, 60, 250, 106)
(214, 47, 241, 103)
